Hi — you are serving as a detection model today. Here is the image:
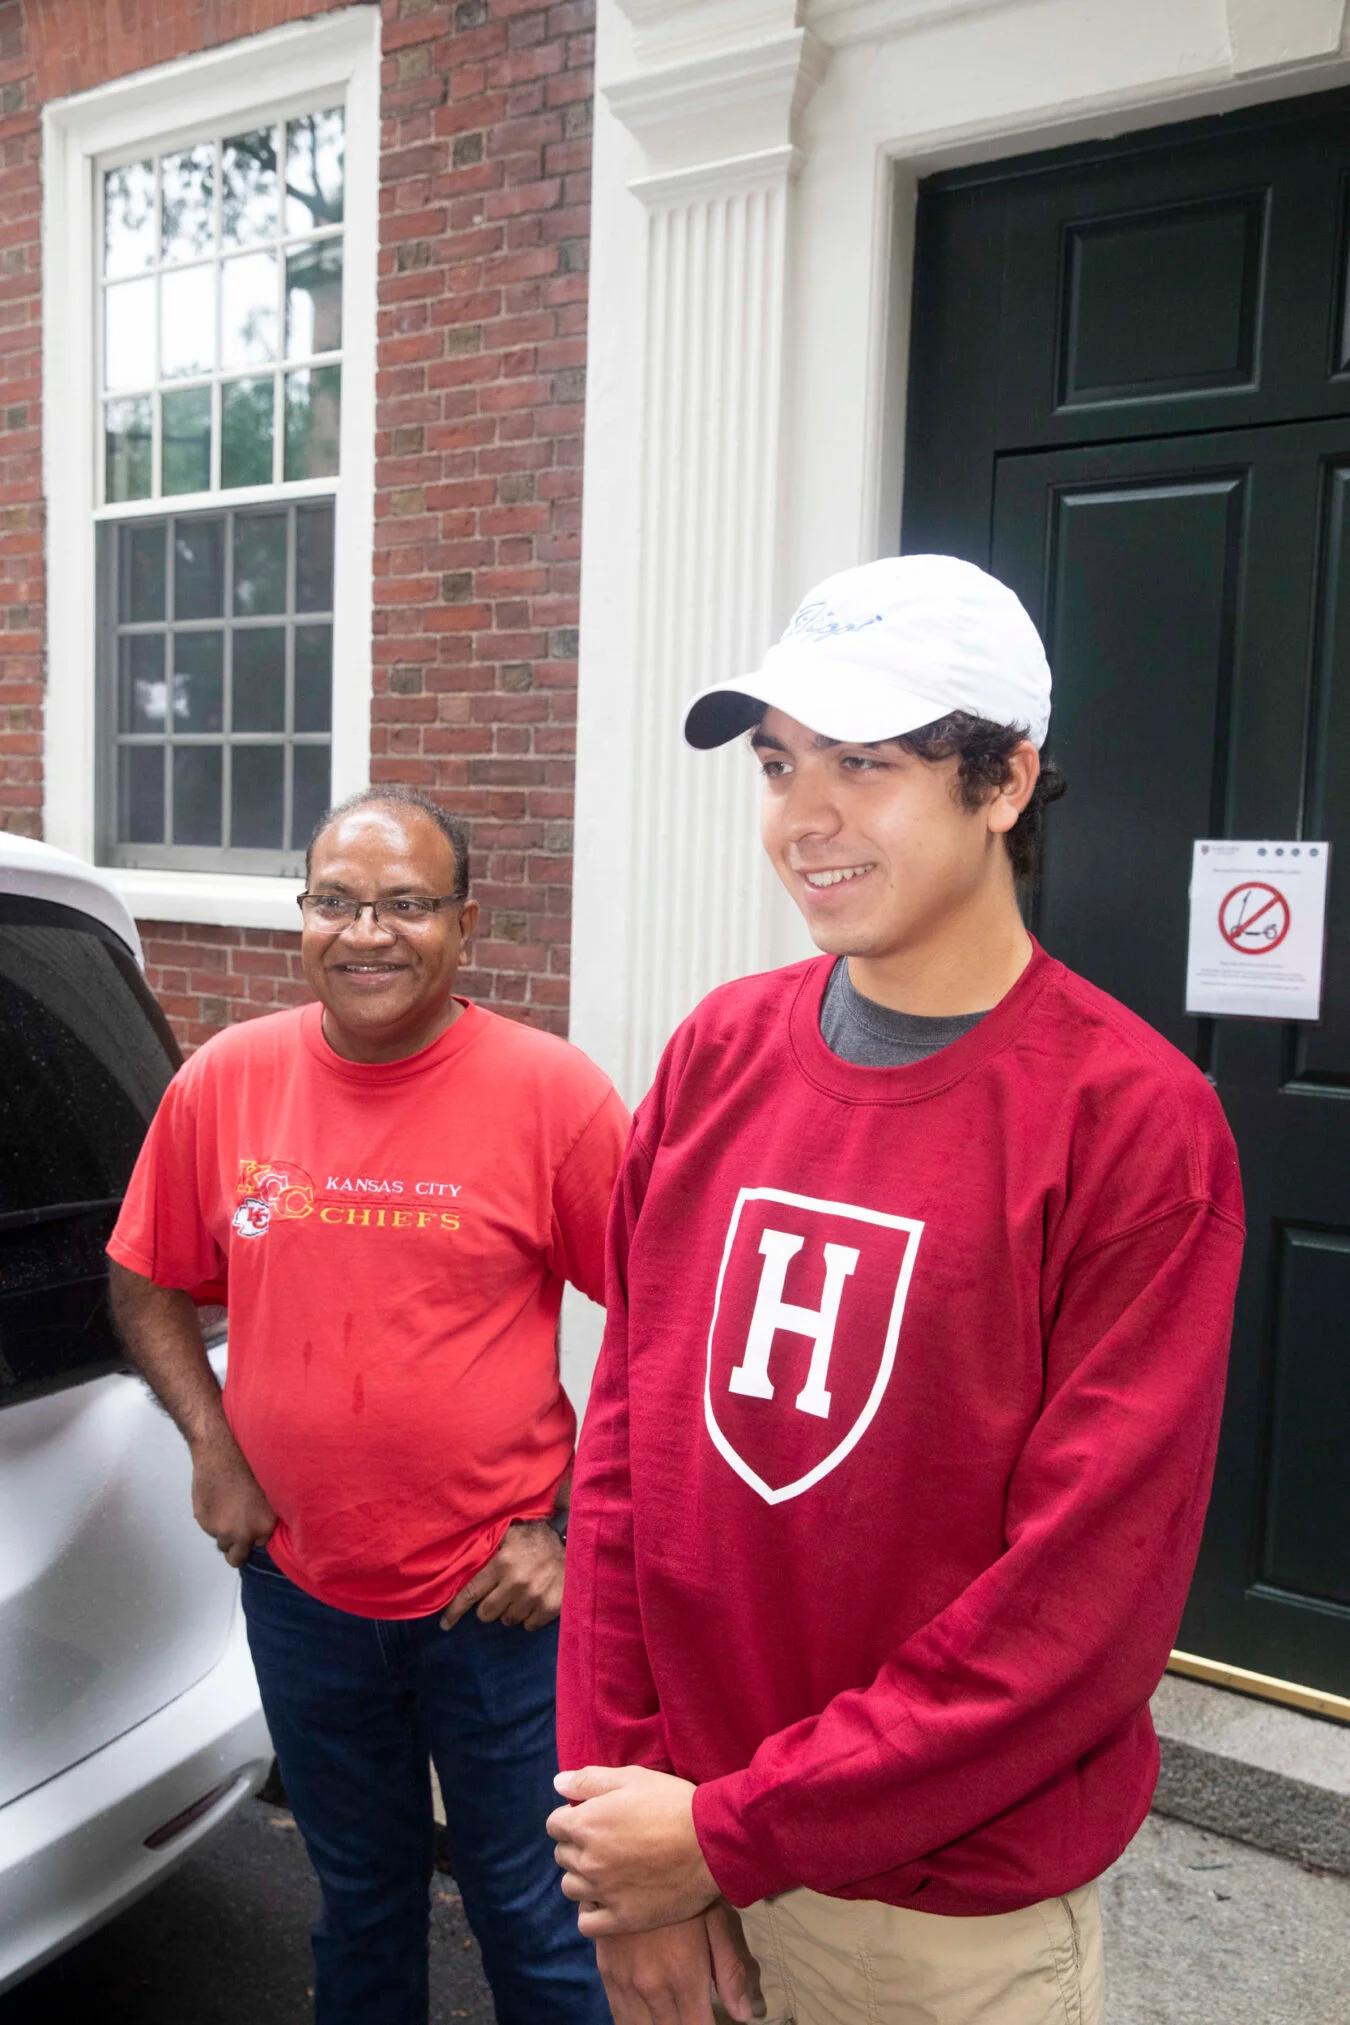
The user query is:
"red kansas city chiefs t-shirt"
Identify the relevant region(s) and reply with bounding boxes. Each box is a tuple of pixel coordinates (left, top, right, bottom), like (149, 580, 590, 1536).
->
(110, 1001, 629, 1617)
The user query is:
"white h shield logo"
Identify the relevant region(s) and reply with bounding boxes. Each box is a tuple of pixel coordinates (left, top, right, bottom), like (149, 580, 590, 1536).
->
(728, 1229, 860, 1420)
(704, 1186, 924, 1505)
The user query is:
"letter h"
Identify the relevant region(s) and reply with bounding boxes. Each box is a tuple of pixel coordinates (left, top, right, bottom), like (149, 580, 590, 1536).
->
(728, 1228, 860, 1421)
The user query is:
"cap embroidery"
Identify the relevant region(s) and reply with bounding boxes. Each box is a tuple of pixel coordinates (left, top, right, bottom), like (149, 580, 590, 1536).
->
(782, 601, 884, 645)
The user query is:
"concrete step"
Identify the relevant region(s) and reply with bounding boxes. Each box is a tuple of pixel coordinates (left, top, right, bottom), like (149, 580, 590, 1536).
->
(1150, 1673, 1350, 1876)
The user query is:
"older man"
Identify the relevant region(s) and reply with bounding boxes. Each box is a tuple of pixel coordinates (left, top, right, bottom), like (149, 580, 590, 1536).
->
(110, 787, 624, 2025)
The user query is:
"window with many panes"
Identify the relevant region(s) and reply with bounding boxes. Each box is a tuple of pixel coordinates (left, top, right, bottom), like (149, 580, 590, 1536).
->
(97, 106, 345, 873)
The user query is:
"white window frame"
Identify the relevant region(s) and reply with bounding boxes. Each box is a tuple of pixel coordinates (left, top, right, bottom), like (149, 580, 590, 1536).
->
(43, 7, 379, 931)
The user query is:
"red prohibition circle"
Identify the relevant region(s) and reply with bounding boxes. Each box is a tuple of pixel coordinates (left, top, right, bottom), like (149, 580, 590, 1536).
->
(1218, 881, 1291, 955)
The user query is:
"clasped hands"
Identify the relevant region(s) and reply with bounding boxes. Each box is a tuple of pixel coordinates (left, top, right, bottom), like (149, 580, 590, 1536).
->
(546, 1765, 752, 2023)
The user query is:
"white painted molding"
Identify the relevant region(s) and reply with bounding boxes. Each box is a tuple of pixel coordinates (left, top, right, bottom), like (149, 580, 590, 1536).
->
(41, 6, 378, 875)
(605, 29, 829, 174)
(615, 0, 800, 66)
(614, 0, 1019, 58)
(617, 152, 799, 1098)
(1226, 0, 1348, 75)
(109, 868, 304, 931)
(619, 0, 796, 36)
(578, 14, 831, 1102)
(806, 0, 1017, 51)
(631, 141, 803, 206)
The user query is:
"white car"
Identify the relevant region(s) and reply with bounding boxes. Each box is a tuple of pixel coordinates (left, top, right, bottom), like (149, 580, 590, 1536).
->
(0, 834, 271, 1993)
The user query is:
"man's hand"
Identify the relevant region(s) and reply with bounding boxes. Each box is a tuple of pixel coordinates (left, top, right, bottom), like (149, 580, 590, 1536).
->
(440, 1520, 564, 1632)
(596, 1906, 753, 2025)
(547, 1765, 719, 1934)
(191, 1428, 277, 1567)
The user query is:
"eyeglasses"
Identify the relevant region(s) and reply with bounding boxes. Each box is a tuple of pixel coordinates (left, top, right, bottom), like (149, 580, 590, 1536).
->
(298, 893, 466, 930)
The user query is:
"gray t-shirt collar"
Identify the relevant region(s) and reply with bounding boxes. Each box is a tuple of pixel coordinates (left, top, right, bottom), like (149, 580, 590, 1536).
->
(819, 957, 990, 1069)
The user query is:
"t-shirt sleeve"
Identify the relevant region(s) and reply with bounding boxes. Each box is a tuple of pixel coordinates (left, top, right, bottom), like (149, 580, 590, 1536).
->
(107, 1064, 226, 1292)
(547, 1083, 631, 1305)
(556, 1120, 675, 1775)
(691, 1193, 1244, 1906)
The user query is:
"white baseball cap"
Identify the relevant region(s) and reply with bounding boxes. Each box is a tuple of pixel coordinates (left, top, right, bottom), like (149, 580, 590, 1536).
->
(682, 555, 1052, 751)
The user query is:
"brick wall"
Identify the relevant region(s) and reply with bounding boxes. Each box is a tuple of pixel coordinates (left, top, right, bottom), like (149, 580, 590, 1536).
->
(0, 0, 591, 1047)
(140, 920, 312, 1054)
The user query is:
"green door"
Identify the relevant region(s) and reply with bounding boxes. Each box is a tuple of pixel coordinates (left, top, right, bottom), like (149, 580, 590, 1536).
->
(905, 92, 1350, 1697)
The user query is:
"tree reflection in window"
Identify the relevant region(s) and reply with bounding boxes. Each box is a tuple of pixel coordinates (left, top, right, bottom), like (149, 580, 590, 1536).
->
(99, 107, 345, 500)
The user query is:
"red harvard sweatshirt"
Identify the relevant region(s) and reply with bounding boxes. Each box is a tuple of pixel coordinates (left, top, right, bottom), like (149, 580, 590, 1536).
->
(557, 946, 1245, 1916)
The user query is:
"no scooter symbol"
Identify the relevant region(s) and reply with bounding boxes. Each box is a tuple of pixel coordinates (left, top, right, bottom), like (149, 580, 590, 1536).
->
(1218, 881, 1291, 955)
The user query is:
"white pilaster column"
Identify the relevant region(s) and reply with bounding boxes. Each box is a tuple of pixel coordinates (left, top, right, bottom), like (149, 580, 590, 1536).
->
(571, 14, 829, 1109)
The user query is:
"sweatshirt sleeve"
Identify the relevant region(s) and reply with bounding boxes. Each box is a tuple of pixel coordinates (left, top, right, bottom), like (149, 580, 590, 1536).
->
(556, 1123, 675, 1776)
(107, 1064, 226, 1292)
(691, 1196, 1244, 1906)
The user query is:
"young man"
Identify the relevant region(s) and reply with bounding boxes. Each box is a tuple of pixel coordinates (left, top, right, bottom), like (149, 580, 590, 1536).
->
(109, 788, 625, 2025)
(548, 557, 1245, 2025)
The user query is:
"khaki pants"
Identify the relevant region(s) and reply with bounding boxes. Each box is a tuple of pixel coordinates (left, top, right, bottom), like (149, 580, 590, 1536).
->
(720, 1881, 1104, 2025)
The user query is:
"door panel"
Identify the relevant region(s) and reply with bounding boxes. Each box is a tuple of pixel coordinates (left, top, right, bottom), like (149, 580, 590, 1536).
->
(1260, 1227, 1350, 1609)
(907, 96, 1350, 1695)
(995, 460, 1247, 1050)
(1296, 461, 1350, 1086)
(991, 421, 1350, 1695)
(995, 103, 1350, 447)
(906, 86, 1350, 554)
(1058, 194, 1266, 410)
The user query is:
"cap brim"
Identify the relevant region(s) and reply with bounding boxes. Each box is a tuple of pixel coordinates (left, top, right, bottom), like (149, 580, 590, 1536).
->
(682, 660, 952, 751)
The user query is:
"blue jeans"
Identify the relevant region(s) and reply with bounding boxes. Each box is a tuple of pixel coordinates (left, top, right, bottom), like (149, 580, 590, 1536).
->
(241, 1547, 609, 2025)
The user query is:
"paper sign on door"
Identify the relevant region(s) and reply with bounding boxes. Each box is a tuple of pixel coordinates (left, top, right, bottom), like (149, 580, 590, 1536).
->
(1185, 841, 1330, 1021)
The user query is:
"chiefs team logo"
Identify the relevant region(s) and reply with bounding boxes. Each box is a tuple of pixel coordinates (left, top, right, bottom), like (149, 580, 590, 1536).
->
(231, 1159, 316, 1242)
(704, 1187, 923, 1505)
(232, 1196, 272, 1239)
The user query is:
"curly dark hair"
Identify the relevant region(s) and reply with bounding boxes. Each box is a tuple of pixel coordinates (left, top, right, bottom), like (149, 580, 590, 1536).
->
(898, 712, 1067, 883)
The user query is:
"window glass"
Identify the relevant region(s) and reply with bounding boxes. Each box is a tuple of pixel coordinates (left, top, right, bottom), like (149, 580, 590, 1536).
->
(98, 106, 344, 503)
(0, 897, 179, 1410)
(233, 745, 285, 847)
(123, 523, 166, 621)
(162, 386, 212, 496)
(222, 250, 278, 370)
(173, 745, 223, 845)
(96, 101, 344, 871)
(104, 160, 156, 278)
(292, 742, 331, 845)
(296, 501, 334, 610)
(174, 518, 225, 619)
(161, 264, 216, 380)
(233, 627, 286, 730)
(284, 364, 341, 480)
(119, 633, 167, 733)
(105, 396, 153, 503)
(119, 746, 165, 842)
(286, 241, 343, 358)
(222, 129, 279, 247)
(286, 110, 345, 232)
(160, 144, 214, 263)
(172, 631, 224, 731)
(107, 502, 333, 866)
(295, 624, 332, 731)
(105, 276, 155, 391)
(233, 511, 287, 614)
(221, 376, 275, 489)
